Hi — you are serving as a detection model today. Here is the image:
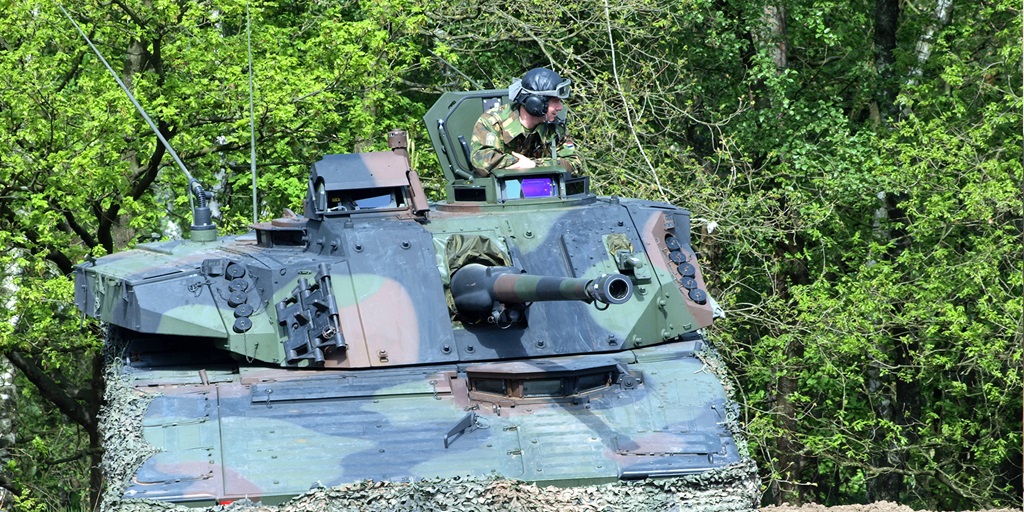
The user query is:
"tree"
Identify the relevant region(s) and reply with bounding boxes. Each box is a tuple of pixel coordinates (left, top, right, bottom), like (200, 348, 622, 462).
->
(0, 0, 439, 507)
(685, 0, 1023, 507)
(429, 0, 1020, 507)
(0, 356, 14, 511)
(0, 0, 1020, 508)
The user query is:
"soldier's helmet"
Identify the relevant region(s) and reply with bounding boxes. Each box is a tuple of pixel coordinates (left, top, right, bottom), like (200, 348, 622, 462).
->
(509, 67, 571, 117)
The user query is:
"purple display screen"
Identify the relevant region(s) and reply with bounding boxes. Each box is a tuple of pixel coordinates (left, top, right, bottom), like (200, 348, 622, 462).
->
(520, 178, 554, 198)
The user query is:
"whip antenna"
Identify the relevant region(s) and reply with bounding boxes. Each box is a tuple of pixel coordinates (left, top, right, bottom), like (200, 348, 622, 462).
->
(247, 2, 258, 224)
(59, 5, 217, 241)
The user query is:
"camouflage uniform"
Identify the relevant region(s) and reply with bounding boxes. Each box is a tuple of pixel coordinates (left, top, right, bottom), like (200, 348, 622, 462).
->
(470, 103, 581, 176)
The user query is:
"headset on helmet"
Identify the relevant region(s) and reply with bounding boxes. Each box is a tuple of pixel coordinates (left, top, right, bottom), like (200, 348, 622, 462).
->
(509, 68, 571, 118)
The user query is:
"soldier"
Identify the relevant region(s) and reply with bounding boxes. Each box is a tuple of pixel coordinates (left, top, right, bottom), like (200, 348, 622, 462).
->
(470, 67, 582, 176)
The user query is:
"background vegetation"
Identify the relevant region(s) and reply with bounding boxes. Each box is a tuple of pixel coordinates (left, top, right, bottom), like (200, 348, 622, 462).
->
(0, 0, 1020, 510)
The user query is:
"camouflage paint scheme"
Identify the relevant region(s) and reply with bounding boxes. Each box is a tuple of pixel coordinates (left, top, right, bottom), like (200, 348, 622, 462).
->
(75, 90, 741, 507)
(469, 102, 581, 176)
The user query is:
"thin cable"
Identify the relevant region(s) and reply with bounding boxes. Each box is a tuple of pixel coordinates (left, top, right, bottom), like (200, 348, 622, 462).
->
(601, 0, 668, 202)
(247, 2, 258, 224)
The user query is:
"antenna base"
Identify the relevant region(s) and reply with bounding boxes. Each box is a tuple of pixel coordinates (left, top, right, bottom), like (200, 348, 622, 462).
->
(190, 225, 217, 242)
(190, 202, 217, 242)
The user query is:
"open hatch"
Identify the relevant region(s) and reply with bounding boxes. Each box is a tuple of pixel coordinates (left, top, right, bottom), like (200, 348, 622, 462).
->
(424, 90, 590, 204)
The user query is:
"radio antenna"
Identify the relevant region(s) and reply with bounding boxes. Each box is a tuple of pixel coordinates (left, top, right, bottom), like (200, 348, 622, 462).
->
(246, 2, 258, 224)
(59, 5, 217, 241)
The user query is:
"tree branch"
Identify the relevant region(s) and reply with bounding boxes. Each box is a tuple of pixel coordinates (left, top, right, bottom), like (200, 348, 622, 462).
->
(0, 203, 76, 275)
(109, 0, 147, 29)
(5, 351, 93, 429)
(39, 447, 103, 469)
(60, 209, 98, 249)
(0, 472, 20, 497)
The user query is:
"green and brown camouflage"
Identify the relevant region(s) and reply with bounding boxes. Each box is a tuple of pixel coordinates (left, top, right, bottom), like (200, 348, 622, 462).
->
(469, 102, 581, 176)
(76, 90, 755, 509)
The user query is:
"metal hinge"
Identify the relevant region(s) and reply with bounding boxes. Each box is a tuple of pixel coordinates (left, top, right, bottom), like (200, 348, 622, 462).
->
(275, 263, 346, 365)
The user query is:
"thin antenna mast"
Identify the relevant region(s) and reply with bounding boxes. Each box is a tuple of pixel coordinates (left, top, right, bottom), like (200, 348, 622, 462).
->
(59, 5, 217, 241)
(247, 2, 258, 224)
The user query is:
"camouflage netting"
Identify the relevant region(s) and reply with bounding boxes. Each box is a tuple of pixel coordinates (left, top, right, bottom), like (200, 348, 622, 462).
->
(695, 343, 751, 456)
(105, 460, 758, 512)
(99, 328, 760, 512)
(99, 329, 160, 510)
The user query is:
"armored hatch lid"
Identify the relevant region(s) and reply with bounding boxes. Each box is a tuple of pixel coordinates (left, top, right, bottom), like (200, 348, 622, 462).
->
(310, 152, 410, 190)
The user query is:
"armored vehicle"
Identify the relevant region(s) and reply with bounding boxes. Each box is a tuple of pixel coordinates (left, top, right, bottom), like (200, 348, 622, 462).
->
(76, 90, 754, 508)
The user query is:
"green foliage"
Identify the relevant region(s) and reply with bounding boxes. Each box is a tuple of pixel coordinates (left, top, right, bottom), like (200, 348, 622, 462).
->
(0, 0, 1020, 509)
(688, 0, 1023, 506)
(13, 487, 90, 512)
(0, 0, 442, 508)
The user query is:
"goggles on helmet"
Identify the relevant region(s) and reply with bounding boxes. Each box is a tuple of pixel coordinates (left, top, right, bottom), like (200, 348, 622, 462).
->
(526, 79, 572, 99)
(509, 78, 572, 100)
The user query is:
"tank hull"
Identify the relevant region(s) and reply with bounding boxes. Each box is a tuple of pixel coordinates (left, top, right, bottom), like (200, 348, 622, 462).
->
(104, 329, 749, 507)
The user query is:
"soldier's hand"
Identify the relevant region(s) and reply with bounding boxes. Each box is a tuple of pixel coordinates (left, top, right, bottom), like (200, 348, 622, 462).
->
(508, 152, 537, 169)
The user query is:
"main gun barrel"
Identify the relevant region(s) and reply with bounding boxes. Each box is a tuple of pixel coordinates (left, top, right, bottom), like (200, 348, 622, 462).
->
(450, 264, 633, 323)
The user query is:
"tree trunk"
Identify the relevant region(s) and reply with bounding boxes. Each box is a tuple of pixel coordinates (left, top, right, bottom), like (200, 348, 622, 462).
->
(352, 85, 379, 153)
(895, 333, 921, 492)
(868, 0, 951, 496)
(774, 336, 806, 505)
(873, 0, 900, 122)
(755, 8, 809, 503)
(900, 0, 954, 117)
(0, 356, 16, 511)
(865, 192, 913, 502)
(906, 0, 954, 87)
(772, 228, 811, 505)
(762, 3, 787, 73)
(87, 350, 104, 509)
(866, 357, 902, 501)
